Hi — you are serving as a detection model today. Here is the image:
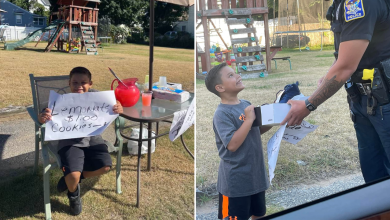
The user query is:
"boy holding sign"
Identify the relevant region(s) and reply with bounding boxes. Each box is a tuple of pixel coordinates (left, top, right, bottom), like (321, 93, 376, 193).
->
(205, 63, 272, 220)
(38, 67, 123, 216)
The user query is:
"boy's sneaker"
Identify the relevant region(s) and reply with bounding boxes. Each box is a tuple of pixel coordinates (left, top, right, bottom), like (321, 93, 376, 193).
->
(57, 176, 67, 193)
(68, 184, 82, 215)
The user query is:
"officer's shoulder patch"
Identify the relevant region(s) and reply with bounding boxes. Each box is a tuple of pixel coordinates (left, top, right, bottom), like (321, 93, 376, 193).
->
(345, 0, 365, 22)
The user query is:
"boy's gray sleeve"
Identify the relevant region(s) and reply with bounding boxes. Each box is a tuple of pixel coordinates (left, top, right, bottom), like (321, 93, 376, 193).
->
(214, 112, 237, 148)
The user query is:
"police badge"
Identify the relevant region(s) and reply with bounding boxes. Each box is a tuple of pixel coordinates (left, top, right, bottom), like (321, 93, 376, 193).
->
(345, 0, 365, 22)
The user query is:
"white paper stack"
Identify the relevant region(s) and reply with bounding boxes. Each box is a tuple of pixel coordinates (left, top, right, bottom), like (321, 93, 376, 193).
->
(261, 103, 291, 126)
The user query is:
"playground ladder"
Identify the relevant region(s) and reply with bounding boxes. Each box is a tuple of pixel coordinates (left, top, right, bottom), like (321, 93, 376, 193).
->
(225, 13, 266, 76)
(80, 22, 98, 55)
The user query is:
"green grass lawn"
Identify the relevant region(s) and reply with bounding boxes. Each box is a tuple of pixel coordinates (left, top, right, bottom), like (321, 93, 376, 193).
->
(0, 42, 194, 109)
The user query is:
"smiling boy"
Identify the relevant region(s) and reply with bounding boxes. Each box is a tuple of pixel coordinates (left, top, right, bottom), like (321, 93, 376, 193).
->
(38, 67, 123, 215)
(205, 63, 272, 220)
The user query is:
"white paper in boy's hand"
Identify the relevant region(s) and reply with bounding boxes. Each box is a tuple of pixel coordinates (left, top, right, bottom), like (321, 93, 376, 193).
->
(44, 90, 118, 141)
(283, 121, 318, 145)
(267, 123, 286, 184)
(267, 94, 318, 183)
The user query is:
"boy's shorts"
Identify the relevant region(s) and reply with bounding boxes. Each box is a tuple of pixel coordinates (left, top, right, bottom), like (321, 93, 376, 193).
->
(58, 144, 112, 176)
(218, 191, 266, 220)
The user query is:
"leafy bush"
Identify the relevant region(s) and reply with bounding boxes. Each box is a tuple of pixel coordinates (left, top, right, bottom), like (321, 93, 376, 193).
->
(109, 25, 130, 44)
(177, 35, 194, 49)
(127, 30, 147, 45)
(127, 30, 194, 49)
(154, 31, 194, 49)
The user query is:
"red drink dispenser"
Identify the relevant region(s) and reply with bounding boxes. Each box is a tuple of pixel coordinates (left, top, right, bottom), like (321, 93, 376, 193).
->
(111, 78, 140, 107)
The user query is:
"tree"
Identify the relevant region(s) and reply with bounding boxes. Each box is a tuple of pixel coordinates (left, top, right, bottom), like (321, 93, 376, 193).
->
(30, 1, 50, 17)
(8, 0, 30, 10)
(48, 0, 60, 13)
(99, 0, 148, 26)
(141, 1, 189, 35)
(109, 25, 130, 43)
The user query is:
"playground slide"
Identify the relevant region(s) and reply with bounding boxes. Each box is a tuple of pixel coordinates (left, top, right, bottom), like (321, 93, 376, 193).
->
(4, 20, 64, 50)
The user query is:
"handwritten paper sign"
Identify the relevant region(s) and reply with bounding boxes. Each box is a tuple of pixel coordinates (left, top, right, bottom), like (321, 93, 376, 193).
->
(169, 100, 195, 141)
(267, 123, 286, 184)
(44, 90, 118, 141)
(283, 120, 318, 145)
(267, 93, 318, 184)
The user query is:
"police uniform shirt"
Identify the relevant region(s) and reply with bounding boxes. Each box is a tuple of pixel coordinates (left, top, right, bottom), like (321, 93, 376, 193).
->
(336, 0, 390, 69)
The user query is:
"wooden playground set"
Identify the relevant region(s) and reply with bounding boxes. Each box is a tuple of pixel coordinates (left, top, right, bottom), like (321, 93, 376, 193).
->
(5, 0, 101, 55)
(196, 0, 283, 77)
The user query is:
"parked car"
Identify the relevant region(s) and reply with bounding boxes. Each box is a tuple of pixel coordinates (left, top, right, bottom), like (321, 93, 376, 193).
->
(177, 31, 191, 38)
(158, 31, 191, 40)
(154, 30, 193, 49)
(161, 31, 178, 39)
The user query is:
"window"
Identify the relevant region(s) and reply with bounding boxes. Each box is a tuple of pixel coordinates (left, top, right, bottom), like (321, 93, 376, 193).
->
(182, 26, 186, 32)
(34, 18, 45, 26)
(16, 14, 22, 24)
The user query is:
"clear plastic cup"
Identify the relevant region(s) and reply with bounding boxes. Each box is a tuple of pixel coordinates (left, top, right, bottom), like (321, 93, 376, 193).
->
(159, 76, 167, 87)
(142, 91, 153, 106)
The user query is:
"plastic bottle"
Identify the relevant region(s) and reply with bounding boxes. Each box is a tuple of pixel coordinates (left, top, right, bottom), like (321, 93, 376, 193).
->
(144, 75, 149, 92)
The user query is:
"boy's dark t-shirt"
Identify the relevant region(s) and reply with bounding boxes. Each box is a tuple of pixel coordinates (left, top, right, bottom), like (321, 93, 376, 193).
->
(213, 100, 269, 197)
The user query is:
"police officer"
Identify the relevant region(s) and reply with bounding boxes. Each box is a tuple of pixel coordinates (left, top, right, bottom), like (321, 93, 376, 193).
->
(281, 0, 390, 183)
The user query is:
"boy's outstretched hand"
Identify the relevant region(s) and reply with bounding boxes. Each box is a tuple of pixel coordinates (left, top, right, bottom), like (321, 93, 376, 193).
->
(113, 101, 123, 114)
(38, 108, 52, 124)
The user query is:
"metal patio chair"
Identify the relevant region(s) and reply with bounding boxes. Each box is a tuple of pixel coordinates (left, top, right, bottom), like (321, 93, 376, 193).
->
(27, 74, 125, 220)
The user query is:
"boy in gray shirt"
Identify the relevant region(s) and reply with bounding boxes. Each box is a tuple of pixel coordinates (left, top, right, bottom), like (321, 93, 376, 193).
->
(205, 63, 272, 220)
(39, 67, 123, 216)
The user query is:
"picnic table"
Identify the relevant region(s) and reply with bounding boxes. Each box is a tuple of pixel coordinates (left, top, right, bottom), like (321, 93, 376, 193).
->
(98, 36, 111, 45)
(261, 46, 282, 60)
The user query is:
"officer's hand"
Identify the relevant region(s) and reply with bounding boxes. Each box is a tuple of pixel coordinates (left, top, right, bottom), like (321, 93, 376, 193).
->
(280, 100, 310, 126)
(318, 76, 325, 87)
(244, 105, 256, 122)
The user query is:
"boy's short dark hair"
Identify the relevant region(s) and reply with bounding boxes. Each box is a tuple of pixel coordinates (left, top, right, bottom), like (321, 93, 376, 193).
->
(205, 63, 227, 97)
(70, 67, 92, 81)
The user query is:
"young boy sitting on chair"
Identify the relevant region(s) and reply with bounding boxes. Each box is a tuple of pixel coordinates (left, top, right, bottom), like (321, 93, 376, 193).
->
(38, 67, 123, 216)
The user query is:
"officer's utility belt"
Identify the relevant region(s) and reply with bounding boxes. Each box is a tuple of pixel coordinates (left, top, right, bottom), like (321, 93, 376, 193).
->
(354, 83, 371, 95)
(345, 58, 390, 115)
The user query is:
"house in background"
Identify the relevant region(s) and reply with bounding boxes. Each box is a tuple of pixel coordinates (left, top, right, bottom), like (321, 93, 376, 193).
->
(0, 0, 47, 27)
(174, 5, 194, 36)
(0, 9, 6, 25)
(30, 0, 51, 12)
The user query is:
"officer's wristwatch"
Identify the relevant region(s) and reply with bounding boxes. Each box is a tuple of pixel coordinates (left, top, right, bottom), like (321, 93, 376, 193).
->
(305, 99, 317, 111)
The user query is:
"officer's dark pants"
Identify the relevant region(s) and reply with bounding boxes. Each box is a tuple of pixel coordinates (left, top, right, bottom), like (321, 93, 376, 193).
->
(350, 95, 390, 183)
